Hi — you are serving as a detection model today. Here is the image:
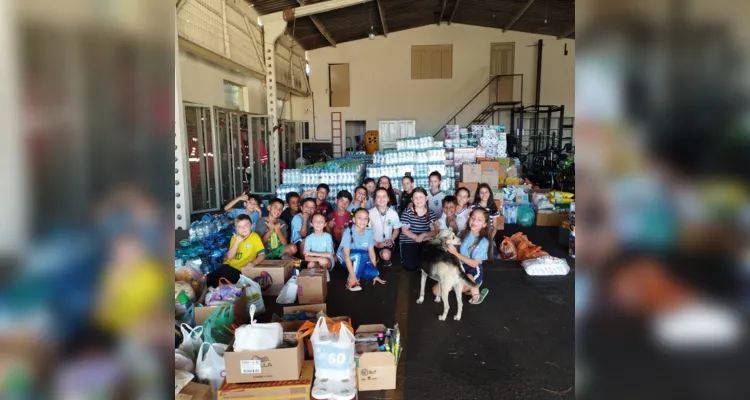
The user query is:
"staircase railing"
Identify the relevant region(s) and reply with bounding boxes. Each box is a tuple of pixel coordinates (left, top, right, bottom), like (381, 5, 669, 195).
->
(433, 74, 523, 137)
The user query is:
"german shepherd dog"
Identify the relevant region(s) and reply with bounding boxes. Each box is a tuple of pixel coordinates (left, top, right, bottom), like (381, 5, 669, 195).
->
(416, 230, 479, 321)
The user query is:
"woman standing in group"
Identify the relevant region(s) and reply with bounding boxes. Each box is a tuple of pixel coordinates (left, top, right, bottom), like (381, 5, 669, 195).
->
(377, 176, 400, 211)
(399, 188, 437, 271)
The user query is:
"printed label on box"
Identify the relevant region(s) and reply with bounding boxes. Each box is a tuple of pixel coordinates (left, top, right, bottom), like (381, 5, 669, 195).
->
(240, 360, 262, 374)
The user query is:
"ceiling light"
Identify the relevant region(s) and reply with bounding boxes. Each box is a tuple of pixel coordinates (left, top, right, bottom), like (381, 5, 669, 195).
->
(368, 26, 376, 40)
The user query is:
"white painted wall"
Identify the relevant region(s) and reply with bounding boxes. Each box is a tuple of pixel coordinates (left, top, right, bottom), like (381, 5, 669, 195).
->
(298, 24, 575, 141)
(179, 49, 301, 119)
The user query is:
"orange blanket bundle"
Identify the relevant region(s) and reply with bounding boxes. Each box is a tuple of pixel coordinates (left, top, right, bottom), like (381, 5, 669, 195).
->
(498, 232, 549, 261)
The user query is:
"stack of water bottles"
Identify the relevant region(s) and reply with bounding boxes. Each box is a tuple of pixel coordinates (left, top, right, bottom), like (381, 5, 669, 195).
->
(278, 155, 368, 202)
(367, 136, 454, 192)
(175, 213, 236, 276)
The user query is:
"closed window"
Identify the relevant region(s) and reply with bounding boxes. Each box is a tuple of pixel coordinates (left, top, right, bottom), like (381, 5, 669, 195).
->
(223, 80, 243, 110)
(411, 45, 452, 79)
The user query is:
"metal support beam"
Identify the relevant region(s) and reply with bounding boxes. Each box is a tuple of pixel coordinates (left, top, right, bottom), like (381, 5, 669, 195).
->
(557, 25, 575, 39)
(285, 0, 373, 19)
(259, 13, 288, 192)
(175, 8, 190, 229)
(244, 16, 265, 73)
(297, 0, 336, 47)
(504, 0, 534, 32)
(448, 0, 461, 24)
(221, 0, 231, 58)
(376, 0, 388, 36)
(310, 16, 337, 47)
(438, 0, 447, 25)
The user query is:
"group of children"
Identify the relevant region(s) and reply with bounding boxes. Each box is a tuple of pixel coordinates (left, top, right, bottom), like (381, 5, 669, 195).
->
(208, 171, 498, 302)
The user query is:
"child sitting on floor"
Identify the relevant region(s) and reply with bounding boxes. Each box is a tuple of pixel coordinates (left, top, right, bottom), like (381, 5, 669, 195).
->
(327, 190, 352, 245)
(206, 214, 266, 287)
(223, 193, 261, 231)
(255, 198, 297, 259)
(433, 208, 490, 304)
(337, 208, 386, 291)
(368, 187, 401, 268)
(303, 213, 335, 270)
(291, 198, 317, 251)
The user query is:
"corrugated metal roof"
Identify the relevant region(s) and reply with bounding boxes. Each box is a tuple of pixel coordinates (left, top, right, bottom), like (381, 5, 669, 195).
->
(250, 0, 574, 50)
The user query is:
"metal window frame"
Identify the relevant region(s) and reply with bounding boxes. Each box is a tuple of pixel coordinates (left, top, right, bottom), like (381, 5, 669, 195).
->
(184, 103, 221, 214)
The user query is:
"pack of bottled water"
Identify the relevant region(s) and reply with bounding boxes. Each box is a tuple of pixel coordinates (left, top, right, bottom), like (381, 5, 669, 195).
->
(366, 135, 455, 193)
(283, 169, 302, 185)
(276, 184, 303, 200)
(280, 156, 367, 201)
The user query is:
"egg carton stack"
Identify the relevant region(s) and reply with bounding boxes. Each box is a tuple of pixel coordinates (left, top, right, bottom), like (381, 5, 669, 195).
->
(479, 125, 508, 158)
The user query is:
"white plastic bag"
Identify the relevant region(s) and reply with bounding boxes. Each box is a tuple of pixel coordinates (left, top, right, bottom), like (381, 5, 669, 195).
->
(175, 349, 195, 373)
(310, 317, 356, 380)
(178, 323, 204, 360)
(233, 304, 283, 351)
(276, 276, 299, 305)
(196, 342, 228, 398)
(521, 256, 571, 276)
(238, 275, 266, 314)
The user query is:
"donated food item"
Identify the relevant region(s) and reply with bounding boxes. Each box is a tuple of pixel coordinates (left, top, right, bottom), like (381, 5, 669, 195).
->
(522, 256, 570, 276)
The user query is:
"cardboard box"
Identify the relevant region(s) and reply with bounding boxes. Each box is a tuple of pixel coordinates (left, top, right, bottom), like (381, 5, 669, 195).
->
(480, 171, 500, 189)
(297, 268, 327, 305)
(461, 164, 481, 182)
(355, 324, 397, 392)
(195, 294, 249, 326)
(219, 360, 314, 400)
(458, 182, 478, 197)
(178, 382, 212, 400)
(536, 210, 570, 227)
(242, 260, 294, 296)
(224, 339, 305, 384)
(480, 161, 500, 173)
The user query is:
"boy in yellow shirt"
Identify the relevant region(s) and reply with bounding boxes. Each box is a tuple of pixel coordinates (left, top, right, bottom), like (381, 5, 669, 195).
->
(206, 214, 266, 287)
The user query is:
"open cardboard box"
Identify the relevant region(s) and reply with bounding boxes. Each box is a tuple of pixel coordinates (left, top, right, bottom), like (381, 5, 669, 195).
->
(177, 382, 212, 400)
(224, 323, 305, 384)
(355, 324, 398, 392)
(219, 360, 314, 400)
(242, 260, 294, 296)
(297, 268, 327, 304)
(194, 293, 249, 326)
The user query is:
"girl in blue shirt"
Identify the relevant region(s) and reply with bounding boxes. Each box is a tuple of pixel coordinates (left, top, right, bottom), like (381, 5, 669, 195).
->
(303, 213, 335, 269)
(337, 208, 386, 291)
(435, 208, 491, 304)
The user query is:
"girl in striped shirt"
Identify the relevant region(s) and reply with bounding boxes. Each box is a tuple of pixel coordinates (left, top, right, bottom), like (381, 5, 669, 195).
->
(399, 188, 438, 271)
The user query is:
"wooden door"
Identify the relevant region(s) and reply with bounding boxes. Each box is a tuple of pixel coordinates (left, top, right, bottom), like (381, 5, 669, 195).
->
(490, 43, 515, 103)
(329, 64, 350, 107)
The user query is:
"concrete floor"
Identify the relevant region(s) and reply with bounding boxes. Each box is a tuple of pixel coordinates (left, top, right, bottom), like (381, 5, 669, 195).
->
(178, 225, 574, 399)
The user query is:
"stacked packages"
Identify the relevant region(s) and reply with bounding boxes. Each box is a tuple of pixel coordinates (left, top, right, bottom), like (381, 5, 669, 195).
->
(367, 135, 454, 191)
(278, 154, 368, 202)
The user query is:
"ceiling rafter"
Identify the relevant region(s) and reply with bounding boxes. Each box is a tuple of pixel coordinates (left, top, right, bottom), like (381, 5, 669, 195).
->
(438, 0, 448, 25)
(448, 0, 461, 24)
(558, 25, 574, 39)
(297, 0, 337, 47)
(376, 0, 388, 36)
(504, 0, 535, 32)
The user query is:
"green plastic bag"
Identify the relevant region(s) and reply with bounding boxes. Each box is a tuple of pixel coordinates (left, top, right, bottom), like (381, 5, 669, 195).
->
(202, 304, 235, 345)
(517, 206, 536, 227)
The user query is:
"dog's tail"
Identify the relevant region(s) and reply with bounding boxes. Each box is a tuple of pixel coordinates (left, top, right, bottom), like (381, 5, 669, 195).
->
(459, 268, 480, 289)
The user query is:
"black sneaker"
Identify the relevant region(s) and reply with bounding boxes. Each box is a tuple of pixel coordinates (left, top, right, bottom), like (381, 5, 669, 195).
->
(381, 260, 392, 268)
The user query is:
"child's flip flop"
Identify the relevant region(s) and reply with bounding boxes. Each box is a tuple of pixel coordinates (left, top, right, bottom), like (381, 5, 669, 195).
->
(469, 288, 489, 305)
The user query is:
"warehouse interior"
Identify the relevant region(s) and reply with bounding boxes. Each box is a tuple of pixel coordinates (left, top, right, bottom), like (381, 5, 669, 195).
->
(175, 0, 575, 399)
